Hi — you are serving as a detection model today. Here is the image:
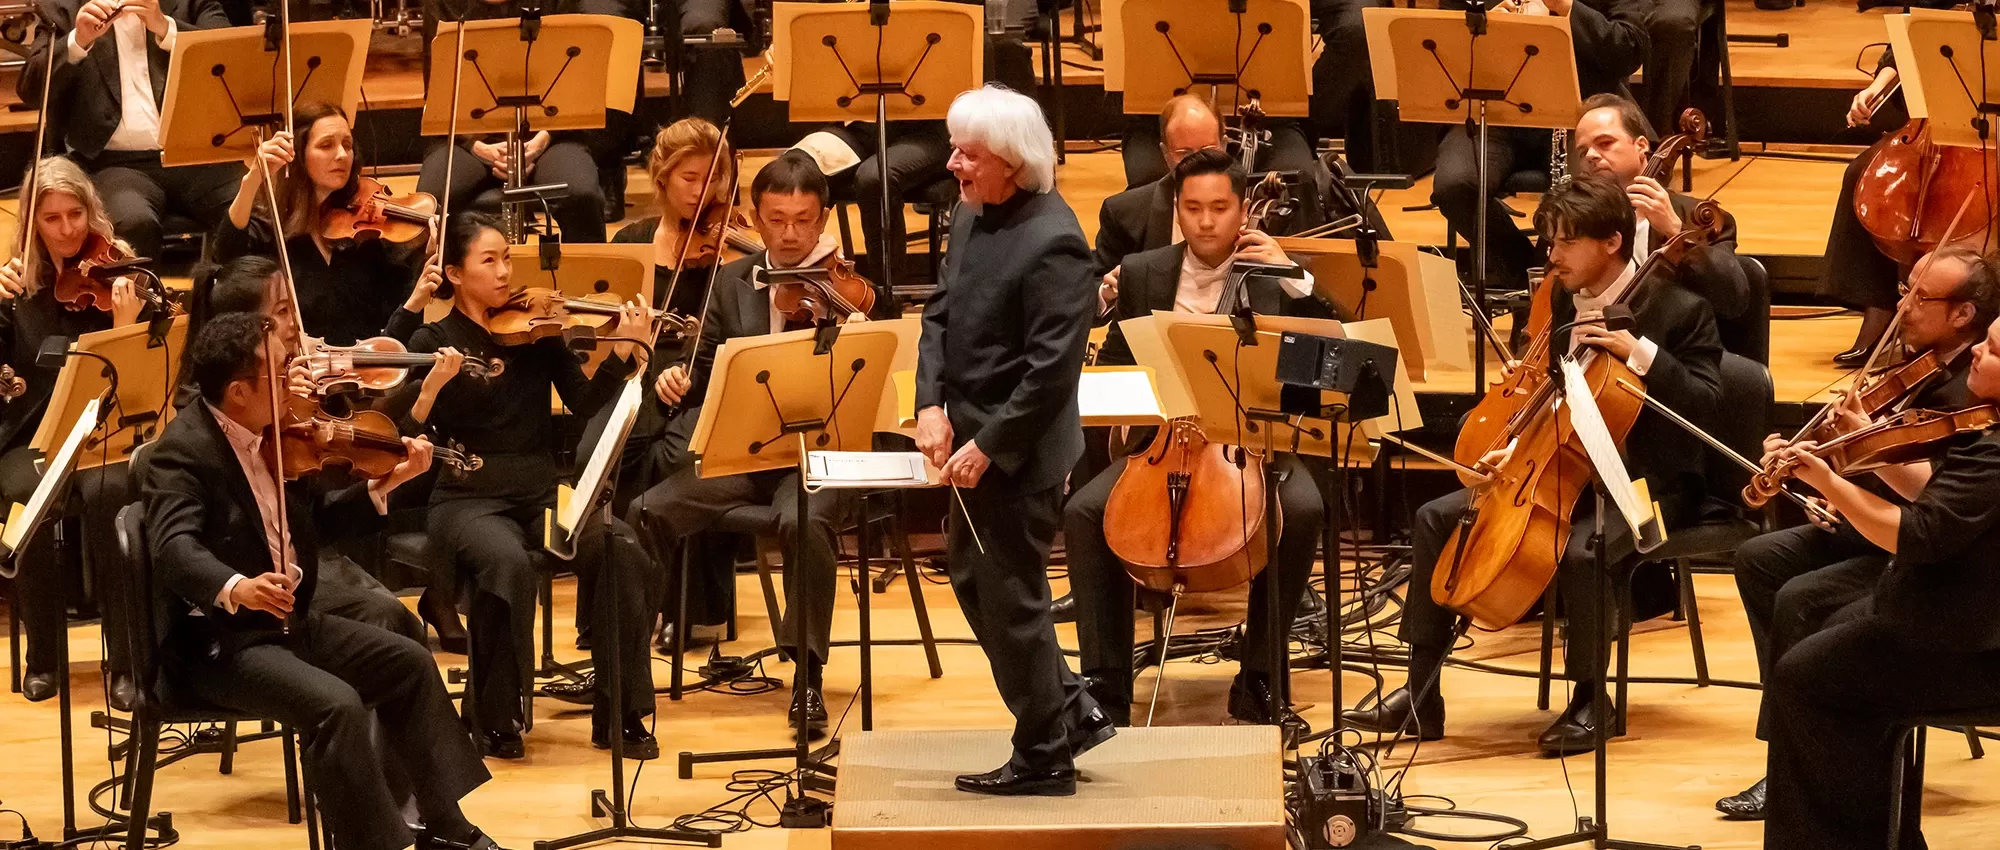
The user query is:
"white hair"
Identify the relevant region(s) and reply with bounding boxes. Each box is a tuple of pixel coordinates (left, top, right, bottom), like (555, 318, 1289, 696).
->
(946, 84, 1057, 194)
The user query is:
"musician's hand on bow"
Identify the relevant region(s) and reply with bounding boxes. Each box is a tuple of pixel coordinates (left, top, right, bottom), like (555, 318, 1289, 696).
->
(1805, 496, 1842, 532)
(1628, 176, 1681, 238)
(1850, 68, 1898, 128)
(1099, 266, 1121, 314)
(1573, 322, 1638, 361)
(655, 365, 691, 406)
(72, 0, 118, 49)
(1782, 441, 1837, 491)
(916, 406, 954, 469)
(245, 131, 294, 178)
(942, 439, 990, 488)
(286, 358, 316, 398)
(229, 572, 296, 618)
(109, 278, 144, 327)
(1232, 229, 1293, 266)
(0, 258, 29, 301)
(1469, 441, 1517, 485)
(406, 253, 444, 313)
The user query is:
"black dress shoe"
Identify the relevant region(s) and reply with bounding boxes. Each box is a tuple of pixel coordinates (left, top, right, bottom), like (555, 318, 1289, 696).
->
(1831, 344, 1873, 368)
(575, 631, 593, 652)
(477, 730, 525, 760)
(591, 716, 660, 760)
(21, 671, 56, 703)
(1082, 674, 1133, 727)
(417, 826, 506, 850)
(107, 672, 137, 712)
(789, 687, 828, 737)
(954, 764, 1077, 796)
(1068, 703, 1117, 759)
(1538, 695, 1612, 756)
(1715, 777, 1768, 821)
(1226, 674, 1311, 747)
(1340, 687, 1444, 741)
(544, 672, 596, 706)
(1050, 593, 1077, 624)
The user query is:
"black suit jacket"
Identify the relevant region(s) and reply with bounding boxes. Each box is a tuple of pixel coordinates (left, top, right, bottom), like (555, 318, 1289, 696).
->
(1652, 192, 1755, 355)
(1550, 277, 1724, 525)
(20, 0, 231, 159)
(144, 403, 383, 661)
(1092, 178, 1174, 278)
(917, 189, 1096, 494)
(1093, 243, 1301, 368)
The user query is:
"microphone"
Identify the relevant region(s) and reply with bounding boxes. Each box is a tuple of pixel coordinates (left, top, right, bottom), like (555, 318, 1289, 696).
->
(83, 256, 153, 281)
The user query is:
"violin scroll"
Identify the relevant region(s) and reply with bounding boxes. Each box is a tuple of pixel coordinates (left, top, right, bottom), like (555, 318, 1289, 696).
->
(0, 365, 25, 402)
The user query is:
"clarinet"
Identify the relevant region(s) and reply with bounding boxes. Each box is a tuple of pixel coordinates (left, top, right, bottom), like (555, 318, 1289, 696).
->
(1549, 129, 1572, 190)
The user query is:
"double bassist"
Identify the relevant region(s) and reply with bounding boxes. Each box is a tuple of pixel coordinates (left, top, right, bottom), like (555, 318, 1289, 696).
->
(1343, 175, 1724, 755)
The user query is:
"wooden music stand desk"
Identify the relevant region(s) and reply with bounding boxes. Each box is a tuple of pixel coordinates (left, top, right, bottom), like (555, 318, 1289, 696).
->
(32, 317, 190, 472)
(1102, 0, 1313, 116)
(160, 20, 372, 167)
(420, 14, 640, 137)
(1277, 236, 1473, 381)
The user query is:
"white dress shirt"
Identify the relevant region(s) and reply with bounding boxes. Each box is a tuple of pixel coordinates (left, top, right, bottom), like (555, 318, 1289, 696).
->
(207, 404, 302, 614)
(1172, 248, 1314, 315)
(66, 16, 177, 152)
(1567, 259, 1659, 376)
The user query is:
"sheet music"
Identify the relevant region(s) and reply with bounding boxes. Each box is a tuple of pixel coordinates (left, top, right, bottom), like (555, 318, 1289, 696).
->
(806, 451, 935, 489)
(557, 378, 643, 537)
(3, 398, 99, 558)
(1079, 369, 1166, 424)
(1558, 358, 1664, 552)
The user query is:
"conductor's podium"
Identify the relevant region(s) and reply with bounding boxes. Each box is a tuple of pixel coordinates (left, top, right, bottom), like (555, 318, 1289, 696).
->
(832, 726, 1286, 850)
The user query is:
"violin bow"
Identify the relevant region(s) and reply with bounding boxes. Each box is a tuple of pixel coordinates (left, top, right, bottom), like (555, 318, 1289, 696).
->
(259, 3, 304, 635)
(8, 16, 60, 313)
(659, 116, 735, 317)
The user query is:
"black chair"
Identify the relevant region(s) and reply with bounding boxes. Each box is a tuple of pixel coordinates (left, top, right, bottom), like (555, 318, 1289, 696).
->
(1724, 255, 1772, 366)
(114, 502, 318, 850)
(1535, 353, 1772, 722)
(833, 173, 961, 308)
(1888, 720, 1999, 850)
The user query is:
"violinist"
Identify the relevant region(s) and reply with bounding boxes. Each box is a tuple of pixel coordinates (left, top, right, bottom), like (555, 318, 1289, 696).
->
(1571, 94, 1755, 358)
(0, 156, 149, 707)
(1714, 246, 2000, 822)
(1065, 148, 1325, 735)
(214, 101, 441, 348)
(1761, 314, 2000, 850)
(145, 312, 509, 850)
(610, 118, 733, 323)
(400, 212, 661, 761)
(1343, 174, 1724, 755)
(626, 153, 858, 736)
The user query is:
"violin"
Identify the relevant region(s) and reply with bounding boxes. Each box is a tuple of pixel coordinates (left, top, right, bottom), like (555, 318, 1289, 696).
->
(277, 394, 482, 481)
(301, 336, 502, 397)
(321, 176, 439, 244)
(0, 365, 24, 402)
(1744, 405, 2000, 506)
(1434, 202, 1730, 630)
(52, 233, 169, 314)
(770, 253, 876, 330)
(1855, 118, 1998, 267)
(485, 287, 683, 348)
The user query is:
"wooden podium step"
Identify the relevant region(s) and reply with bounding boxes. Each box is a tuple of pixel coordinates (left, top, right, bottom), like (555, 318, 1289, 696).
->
(832, 726, 1287, 850)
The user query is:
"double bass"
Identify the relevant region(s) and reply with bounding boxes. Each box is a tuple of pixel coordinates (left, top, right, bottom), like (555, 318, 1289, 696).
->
(1433, 203, 1728, 630)
(1856, 117, 1998, 267)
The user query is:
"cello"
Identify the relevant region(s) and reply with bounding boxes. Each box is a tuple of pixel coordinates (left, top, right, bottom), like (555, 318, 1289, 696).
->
(1432, 203, 1727, 630)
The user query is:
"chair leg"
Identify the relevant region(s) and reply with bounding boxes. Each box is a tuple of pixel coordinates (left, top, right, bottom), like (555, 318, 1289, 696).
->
(219, 720, 238, 775)
(539, 573, 556, 673)
(123, 718, 160, 850)
(1966, 726, 1986, 759)
(1536, 585, 1557, 711)
(302, 749, 322, 850)
(1678, 560, 1712, 687)
(888, 511, 943, 679)
(670, 538, 691, 700)
(8, 578, 19, 694)
(1891, 727, 1929, 850)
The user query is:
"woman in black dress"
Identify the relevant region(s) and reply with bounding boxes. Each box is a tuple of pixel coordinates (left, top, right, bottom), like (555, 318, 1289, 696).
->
(404, 212, 661, 760)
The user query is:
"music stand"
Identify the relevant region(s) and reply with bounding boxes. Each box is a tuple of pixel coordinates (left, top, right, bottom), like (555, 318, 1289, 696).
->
(1276, 236, 1474, 381)
(1104, 0, 1310, 168)
(536, 378, 717, 850)
(678, 318, 912, 826)
(31, 317, 191, 471)
(422, 14, 641, 241)
(159, 19, 372, 167)
(1364, 6, 1579, 391)
(770, 1, 981, 314)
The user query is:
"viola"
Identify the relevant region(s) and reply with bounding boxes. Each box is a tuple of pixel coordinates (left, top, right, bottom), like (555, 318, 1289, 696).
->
(0, 365, 24, 402)
(301, 336, 502, 397)
(321, 176, 439, 244)
(278, 394, 481, 481)
(1744, 405, 2000, 507)
(1855, 118, 1998, 267)
(52, 233, 169, 314)
(770, 254, 876, 330)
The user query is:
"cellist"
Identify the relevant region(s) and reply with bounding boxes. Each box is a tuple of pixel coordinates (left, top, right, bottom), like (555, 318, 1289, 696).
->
(1343, 174, 1723, 755)
(1714, 246, 2000, 821)
(1064, 148, 1326, 737)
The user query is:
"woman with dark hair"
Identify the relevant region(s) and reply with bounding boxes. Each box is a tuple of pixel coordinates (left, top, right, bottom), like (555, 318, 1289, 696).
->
(215, 101, 441, 347)
(400, 212, 662, 760)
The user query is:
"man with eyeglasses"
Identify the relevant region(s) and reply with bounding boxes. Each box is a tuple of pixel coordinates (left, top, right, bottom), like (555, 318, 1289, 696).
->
(1713, 245, 2000, 822)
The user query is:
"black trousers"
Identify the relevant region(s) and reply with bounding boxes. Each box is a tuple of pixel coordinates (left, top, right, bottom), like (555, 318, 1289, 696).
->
(313, 551, 426, 644)
(417, 137, 608, 243)
(1820, 141, 1905, 312)
(1640, 0, 1703, 136)
(1308, 0, 1381, 143)
(77, 150, 242, 260)
(673, 0, 749, 126)
(1400, 488, 1635, 699)
(1, 446, 131, 676)
(169, 613, 490, 850)
(429, 501, 659, 733)
(1764, 613, 2000, 850)
(826, 123, 952, 295)
(1731, 522, 1888, 740)
(949, 480, 1094, 771)
(1430, 125, 1547, 296)
(628, 466, 853, 662)
(1064, 453, 1324, 699)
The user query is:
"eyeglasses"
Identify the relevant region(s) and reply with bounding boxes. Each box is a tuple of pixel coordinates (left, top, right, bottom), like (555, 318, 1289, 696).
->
(1898, 280, 1962, 305)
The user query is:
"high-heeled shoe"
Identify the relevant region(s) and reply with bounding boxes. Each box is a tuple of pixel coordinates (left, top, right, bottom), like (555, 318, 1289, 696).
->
(1833, 307, 1894, 367)
(418, 586, 468, 655)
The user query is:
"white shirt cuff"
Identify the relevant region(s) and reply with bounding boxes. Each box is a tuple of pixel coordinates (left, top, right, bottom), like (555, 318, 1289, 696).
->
(156, 18, 177, 50)
(1627, 336, 1659, 377)
(216, 573, 244, 614)
(65, 30, 87, 64)
(1281, 268, 1314, 300)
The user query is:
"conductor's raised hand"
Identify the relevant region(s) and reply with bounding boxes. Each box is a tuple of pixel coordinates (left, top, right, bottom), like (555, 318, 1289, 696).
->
(942, 439, 991, 488)
(655, 364, 691, 405)
(229, 572, 295, 618)
(915, 406, 954, 469)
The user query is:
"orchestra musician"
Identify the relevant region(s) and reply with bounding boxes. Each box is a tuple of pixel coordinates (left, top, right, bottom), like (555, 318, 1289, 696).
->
(145, 312, 505, 850)
(1064, 148, 1325, 737)
(1343, 174, 1724, 755)
(1822, 49, 1908, 367)
(611, 119, 734, 341)
(1092, 95, 1226, 279)
(400, 212, 660, 760)
(1570, 94, 1754, 357)
(1714, 246, 2000, 821)
(16, 0, 243, 260)
(626, 153, 859, 736)
(1429, 0, 1649, 303)
(214, 101, 441, 349)
(0, 157, 150, 707)
(914, 85, 1113, 796)
(1761, 312, 2000, 850)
